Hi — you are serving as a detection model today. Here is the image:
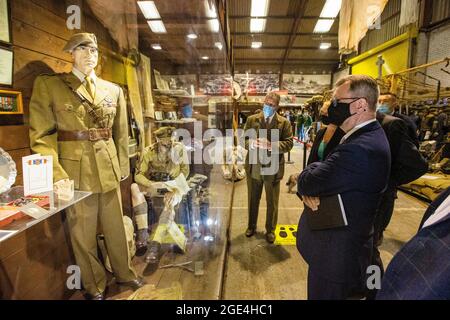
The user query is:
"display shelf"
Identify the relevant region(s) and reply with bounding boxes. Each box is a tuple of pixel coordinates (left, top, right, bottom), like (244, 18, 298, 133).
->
(0, 186, 91, 243)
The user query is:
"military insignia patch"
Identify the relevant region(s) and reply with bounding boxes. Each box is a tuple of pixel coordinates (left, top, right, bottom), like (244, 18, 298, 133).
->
(64, 104, 74, 112)
(104, 97, 116, 108)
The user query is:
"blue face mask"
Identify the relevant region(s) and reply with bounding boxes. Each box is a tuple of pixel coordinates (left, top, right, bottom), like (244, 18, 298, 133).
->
(263, 104, 275, 118)
(377, 104, 391, 114)
(182, 104, 193, 118)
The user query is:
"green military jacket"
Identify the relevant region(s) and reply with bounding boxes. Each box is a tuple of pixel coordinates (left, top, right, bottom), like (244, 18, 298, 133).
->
(134, 142, 190, 188)
(304, 114, 313, 127)
(243, 112, 293, 182)
(29, 73, 129, 194)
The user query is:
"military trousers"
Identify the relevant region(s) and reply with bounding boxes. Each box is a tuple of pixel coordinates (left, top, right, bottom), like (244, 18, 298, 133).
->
(66, 187, 137, 296)
(246, 175, 280, 233)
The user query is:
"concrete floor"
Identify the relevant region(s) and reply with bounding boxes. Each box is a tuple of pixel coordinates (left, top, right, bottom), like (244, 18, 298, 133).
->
(222, 143, 429, 300)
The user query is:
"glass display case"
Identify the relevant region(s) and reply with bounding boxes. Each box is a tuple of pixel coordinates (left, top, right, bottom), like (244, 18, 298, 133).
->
(0, 186, 91, 242)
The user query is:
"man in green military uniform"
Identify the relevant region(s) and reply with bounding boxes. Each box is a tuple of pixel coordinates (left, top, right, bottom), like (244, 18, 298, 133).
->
(243, 92, 293, 243)
(29, 33, 143, 300)
(132, 126, 190, 265)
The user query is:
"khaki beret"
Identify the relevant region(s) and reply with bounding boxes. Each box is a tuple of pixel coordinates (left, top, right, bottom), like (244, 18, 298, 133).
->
(63, 33, 98, 52)
(154, 126, 176, 139)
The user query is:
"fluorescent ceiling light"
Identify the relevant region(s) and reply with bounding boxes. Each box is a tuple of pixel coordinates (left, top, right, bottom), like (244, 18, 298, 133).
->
(151, 44, 162, 50)
(320, 0, 342, 18)
(187, 33, 198, 39)
(251, 41, 262, 49)
(147, 20, 167, 33)
(251, 0, 270, 17)
(314, 19, 334, 33)
(319, 42, 332, 50)
(202, 56, 210, 60)
(204, 0, 217, 18)
(137, 1, 161, 19)
(215, 42, 223, 50)
(250, 18, 266, 33)
(208, 19, 220, 33)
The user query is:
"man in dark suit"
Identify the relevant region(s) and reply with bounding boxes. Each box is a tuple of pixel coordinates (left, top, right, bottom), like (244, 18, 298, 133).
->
(377, 187, 450, 300)
(367, 112, 428, 299)
(296, 75, 391, 300)
(372, 113, 428, 274)
(378, 93, 419, 145)
(243, 92, 293, 243)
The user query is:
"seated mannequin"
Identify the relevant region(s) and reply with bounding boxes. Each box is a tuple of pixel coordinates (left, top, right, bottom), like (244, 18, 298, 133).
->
(131, 126, 190, 264)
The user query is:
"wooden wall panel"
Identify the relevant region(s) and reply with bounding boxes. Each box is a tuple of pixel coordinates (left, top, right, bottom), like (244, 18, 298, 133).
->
(13, 0, 74, 40)
(0, 0, 132, 300)
(31, 0, 68, 18)
(0, 213, 76, 300)
(12, 20, 73, 62)
(0, 126, 29, 150)
(14, 47, 72, 97)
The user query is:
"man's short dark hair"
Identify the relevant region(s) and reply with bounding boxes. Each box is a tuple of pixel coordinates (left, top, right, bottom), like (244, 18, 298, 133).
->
(335, 75, 380, 111)
(265, 92, 281, 106)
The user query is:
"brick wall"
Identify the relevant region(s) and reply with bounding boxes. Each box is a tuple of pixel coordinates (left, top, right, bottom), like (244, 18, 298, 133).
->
(426, 23, 450, 88)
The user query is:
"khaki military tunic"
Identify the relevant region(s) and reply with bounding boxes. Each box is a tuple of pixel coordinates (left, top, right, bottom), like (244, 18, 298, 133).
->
(29, 73, 129, 193)
(133, 142, 190, 237)
(135, 142, 190, 188)
(29, 72, 136, 296)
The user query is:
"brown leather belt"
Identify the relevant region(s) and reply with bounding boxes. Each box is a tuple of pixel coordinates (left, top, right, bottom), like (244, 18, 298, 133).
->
(57, 128, 112, 142)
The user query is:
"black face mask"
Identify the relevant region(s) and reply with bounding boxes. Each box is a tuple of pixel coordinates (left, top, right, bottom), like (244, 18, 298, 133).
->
(328, 98, 360, 126)
(320, 114, 331, 125)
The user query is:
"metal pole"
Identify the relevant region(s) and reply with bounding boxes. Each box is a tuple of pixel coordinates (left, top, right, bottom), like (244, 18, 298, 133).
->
(302, 142, 307, 170)
(437, 80, 441, 102)
(286, 150, 294, 164)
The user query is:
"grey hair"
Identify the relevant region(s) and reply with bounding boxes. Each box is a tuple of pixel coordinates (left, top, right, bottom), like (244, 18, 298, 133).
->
(335, 75, 380, 111)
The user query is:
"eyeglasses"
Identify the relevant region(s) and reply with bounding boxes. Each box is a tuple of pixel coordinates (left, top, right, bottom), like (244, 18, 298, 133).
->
(75, 45, 99, 54)
(331, 97, 367, 107)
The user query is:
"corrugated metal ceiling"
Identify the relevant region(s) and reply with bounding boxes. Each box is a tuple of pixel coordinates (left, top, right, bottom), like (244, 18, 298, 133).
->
(140, 0, 341, 73)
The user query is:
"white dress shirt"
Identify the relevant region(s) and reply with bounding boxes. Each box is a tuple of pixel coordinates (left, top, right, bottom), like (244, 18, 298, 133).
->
(422, 194, 450, 229)
(340, 119, 377, 144)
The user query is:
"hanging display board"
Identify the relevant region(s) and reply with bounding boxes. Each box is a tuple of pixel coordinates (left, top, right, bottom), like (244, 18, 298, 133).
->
(282, 74, 332, 95)
(234, 73, 279, 95)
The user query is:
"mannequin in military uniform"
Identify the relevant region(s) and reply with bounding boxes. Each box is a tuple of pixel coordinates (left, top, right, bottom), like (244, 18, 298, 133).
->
(132, 126, 190, 265)
(29, 33, 143, 300)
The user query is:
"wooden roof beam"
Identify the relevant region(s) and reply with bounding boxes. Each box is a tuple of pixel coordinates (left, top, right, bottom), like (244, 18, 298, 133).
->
(280, 0, 309, 74)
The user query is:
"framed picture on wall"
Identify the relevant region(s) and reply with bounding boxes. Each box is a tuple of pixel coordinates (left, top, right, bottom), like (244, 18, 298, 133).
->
(0, 0, 11, 44)
(154, 111, 164, 121)
(166, 111, 177, 120)
(0, 89, 23, 114)
(0, 47, 13, 86)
